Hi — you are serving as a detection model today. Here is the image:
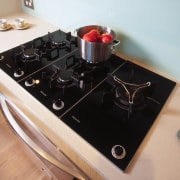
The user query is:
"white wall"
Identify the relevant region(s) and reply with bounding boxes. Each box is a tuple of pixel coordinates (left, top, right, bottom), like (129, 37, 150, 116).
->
(0, 0, 22, 16)
(21, 0, 180, 80)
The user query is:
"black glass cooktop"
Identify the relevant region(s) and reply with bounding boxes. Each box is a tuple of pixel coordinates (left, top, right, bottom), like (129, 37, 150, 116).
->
(0, 30, 176, 171)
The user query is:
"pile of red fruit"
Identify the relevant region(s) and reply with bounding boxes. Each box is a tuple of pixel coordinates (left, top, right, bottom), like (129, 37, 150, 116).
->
(82, 29, 113, 43)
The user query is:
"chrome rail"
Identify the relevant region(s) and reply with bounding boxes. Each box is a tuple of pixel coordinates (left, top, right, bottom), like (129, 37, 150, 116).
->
(0, 92, 88, 180)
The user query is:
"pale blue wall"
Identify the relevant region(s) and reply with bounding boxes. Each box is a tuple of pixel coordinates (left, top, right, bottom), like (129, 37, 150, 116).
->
(22, 0, 180, 80)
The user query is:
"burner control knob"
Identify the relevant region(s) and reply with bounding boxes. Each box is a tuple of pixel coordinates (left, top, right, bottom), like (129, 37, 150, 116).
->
(111, 145, 126, 159)
(14, 68, 24, 78)
(0, 55, 4, 61)
(25, 77, 35, 86)
(52, 98, 64, 110)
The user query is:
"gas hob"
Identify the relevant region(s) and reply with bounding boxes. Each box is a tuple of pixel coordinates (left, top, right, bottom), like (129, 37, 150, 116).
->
(0, 29, 176, 171)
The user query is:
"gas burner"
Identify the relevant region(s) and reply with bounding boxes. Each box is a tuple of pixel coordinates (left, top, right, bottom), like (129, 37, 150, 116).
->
(113, 76, 151, 113)
(114, 82, 147, 111)
(11, 45, 41, 74)
(32, 37, 60, 60)
(73, 62, 97, 81)
(48, 31, 75, 52)
(22, 47, 41, 62)
(42, 65, 74, 89)
(105, 74, 152, 118)
(72, 61, 108, 89)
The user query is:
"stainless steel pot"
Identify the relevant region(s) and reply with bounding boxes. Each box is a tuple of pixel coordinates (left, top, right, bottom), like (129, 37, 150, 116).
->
(76, 25, 120, 63)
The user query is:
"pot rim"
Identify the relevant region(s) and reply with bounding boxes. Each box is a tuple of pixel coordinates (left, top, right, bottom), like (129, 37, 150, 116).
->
(76, 25, 116, 40)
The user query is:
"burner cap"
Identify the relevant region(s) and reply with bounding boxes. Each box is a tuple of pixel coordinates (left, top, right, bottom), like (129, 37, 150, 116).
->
(57, 69, 73, 85)
(23, 48, 36, 59)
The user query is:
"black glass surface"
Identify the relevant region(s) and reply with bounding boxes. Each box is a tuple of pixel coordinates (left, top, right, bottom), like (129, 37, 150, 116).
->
(0, 30, 176, 171)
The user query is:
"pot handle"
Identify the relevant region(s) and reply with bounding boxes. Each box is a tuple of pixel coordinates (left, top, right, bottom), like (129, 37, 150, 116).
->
(110, 39, 120, 50)
(73, 29, 78, 37)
